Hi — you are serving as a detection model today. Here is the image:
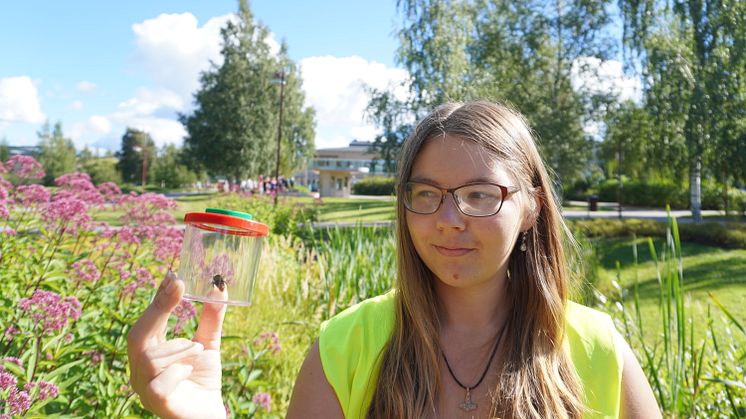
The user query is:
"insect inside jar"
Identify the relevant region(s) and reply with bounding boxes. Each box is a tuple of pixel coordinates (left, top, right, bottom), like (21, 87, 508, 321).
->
(211, 274, 226, 291)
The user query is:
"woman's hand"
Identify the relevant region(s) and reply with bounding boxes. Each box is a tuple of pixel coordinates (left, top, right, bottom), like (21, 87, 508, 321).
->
(127, 271, 227, 419)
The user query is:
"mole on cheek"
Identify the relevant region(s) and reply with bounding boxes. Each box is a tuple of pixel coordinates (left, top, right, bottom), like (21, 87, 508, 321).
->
(452, 274, 459, 281)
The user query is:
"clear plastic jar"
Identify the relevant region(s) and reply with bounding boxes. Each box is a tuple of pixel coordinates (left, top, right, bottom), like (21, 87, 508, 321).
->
(178, 208, 268, 306)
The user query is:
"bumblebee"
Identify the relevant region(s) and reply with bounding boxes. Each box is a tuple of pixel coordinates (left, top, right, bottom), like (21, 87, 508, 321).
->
(212, 274, 226, 291)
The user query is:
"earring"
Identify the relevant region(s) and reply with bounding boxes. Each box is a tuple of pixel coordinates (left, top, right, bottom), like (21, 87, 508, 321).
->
(520, 231, 528, 252)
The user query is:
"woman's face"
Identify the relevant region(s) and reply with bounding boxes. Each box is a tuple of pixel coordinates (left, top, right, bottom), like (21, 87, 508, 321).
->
(405, 135, 530, 291)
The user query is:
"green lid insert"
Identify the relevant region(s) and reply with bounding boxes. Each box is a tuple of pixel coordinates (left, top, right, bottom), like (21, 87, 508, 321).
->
(205, 208, 253, 220)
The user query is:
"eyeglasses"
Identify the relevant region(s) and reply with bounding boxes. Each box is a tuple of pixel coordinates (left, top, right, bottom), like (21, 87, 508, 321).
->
(403, 181, 520, 217)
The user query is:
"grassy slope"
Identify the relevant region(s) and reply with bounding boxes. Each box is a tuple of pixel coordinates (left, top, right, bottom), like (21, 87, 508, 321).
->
(591, 236, 746, 344)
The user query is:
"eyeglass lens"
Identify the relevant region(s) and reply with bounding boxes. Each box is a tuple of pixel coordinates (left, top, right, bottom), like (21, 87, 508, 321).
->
(405, 182, 505, 216)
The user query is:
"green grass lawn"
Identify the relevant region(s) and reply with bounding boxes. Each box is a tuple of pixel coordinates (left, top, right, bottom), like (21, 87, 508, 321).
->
(591, 236, 746, 344)
(91, 193, 397, 225)
(311, 198, 395, 222)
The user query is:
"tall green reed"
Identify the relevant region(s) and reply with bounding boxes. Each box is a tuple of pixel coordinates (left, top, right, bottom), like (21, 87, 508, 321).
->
(599, 213, 745, 417)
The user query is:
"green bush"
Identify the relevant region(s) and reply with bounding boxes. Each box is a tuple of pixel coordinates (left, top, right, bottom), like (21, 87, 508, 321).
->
(596, 179, 746, 211)
(598, 179, 688, 208)
(569, 218, 746, 249)
(569, 219, 665, 239)
(352, 176, 396, 196)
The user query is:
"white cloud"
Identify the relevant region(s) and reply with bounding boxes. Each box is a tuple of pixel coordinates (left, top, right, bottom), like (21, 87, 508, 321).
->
(0, 76, 45, 124)
(109, 88, 187, 146)
(131, 12, 233, 102)
(70, 115, 112, 145)
(299, 55, 409, 148)
(76, 81, 97, 92)
(69, 100, 83, 110)
(571, 57, 643, 104)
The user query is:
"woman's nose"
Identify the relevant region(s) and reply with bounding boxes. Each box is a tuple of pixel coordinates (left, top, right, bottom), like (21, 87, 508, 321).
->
(435, 193, 466, 230)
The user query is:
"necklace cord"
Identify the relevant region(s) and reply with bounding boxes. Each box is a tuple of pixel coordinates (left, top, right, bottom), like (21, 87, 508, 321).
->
(440, 322, 508, 390)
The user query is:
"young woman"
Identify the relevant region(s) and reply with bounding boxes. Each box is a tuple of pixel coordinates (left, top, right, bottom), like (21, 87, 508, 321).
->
(128, 101, 660, 418)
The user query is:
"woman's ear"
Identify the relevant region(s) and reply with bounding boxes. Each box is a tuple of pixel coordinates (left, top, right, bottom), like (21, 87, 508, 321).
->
(520, 186, 542, 232)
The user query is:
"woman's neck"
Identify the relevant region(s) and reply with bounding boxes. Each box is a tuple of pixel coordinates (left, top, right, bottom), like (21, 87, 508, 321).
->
(434, 276, 510, 336)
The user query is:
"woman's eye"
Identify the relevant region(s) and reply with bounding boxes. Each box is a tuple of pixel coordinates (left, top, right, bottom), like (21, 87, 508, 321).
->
(417, 190, 438, 198)
(467, 192, 490, 200)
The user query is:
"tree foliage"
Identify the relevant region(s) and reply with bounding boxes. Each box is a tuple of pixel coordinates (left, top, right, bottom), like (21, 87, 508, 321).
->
(153, 144, 200, 189)
(180, 0, 315, 181)
(37, 121, 77, 186)
(619, 0, 746, 218)
(368, 0, 616, 188)
(115, 127, 155, 185)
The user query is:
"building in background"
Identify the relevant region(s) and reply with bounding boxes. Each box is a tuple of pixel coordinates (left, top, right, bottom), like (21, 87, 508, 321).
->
(296, 140, 390, 197)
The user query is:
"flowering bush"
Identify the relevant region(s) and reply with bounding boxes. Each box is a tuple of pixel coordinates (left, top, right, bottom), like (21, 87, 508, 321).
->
(0, 157, 278, 417)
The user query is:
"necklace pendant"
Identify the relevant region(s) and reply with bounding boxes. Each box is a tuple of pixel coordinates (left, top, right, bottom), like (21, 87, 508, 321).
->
(459, 387, 478, 412)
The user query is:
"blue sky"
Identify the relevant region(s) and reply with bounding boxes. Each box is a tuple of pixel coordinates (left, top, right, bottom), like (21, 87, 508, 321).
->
(0, 1, 405, 151)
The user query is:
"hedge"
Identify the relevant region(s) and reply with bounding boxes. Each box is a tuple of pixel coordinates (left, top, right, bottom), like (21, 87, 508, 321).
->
(596, 179, 746, 211)
(352, 176, 396, 196)
(569, 218, 746, 249)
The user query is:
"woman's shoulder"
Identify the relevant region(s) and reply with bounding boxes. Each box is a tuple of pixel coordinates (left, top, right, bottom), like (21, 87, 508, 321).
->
(564, 301, 625, 417)
(564, 301, 621, 362)
(320, 289, 397, 333)
(318, 290, 397, 419)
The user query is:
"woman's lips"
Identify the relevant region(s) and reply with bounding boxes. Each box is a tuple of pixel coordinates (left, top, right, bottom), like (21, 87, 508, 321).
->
(433, 245, 473, 257)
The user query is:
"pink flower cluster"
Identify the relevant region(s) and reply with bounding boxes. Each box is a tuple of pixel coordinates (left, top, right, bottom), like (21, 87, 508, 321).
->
(153, 227, 184, 263)
(24, 381, 59, 401)
(0, 179, 9, 220)
(41, 196, 91, 235)
(4, 155, 44, 180)
(84, 350, 103, 366)
(15, 184, 51, 207)
(252, 392, 272, 412)
(0, 371, 31, 417)
(71, 259, 100, 283)
(54, 172, 104, 206)
(97, 181, 121, 203)
(253, 331, 282, 354)
(0, 370, 59, 417)
(4, 387, 31, 416)
(0, 371, 16, 389)
(119, 192, 177, 240)
(173, 299, 196, 334)
(122, 267, 155, 297)
(18, 290, 82, 335)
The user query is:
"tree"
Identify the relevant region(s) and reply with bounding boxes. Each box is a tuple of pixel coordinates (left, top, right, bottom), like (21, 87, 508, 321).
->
(180, 0, 315, 181)
(368, 0, 617, 190)
(115, 128, 155, 185)
(0, 137, 9, 163)
(153, 144, 200, 189)
(620, 0, 746, 220)
(601, 101, 656, 181)
(37, 121, 77, 185)
(83, 157, 122, 185)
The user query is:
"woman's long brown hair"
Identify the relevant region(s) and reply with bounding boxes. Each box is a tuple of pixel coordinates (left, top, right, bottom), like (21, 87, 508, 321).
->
(366, 101, 585, 418)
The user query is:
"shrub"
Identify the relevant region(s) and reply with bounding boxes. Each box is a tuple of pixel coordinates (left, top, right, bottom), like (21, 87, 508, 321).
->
(597, 179, 746, 211)
(569, 218, 746, 249)
(598, 179, 688, 208)
(352, 176, 395, 196)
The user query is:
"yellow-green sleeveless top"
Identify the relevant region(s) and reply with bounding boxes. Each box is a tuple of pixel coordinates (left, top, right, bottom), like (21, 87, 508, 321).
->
(319, 291, 624, 419)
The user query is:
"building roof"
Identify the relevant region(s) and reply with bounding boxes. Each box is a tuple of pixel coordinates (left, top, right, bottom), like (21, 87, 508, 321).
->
(315, 140, 379, 159)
